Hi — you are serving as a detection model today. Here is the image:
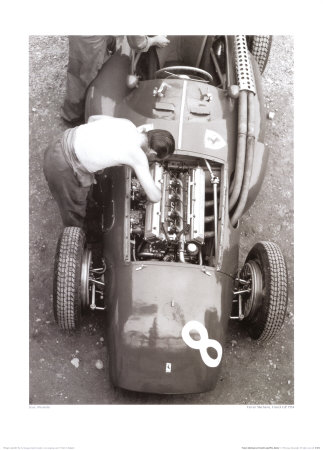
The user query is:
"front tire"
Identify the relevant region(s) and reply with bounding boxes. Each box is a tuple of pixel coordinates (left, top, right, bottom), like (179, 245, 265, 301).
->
(241, 241, 288, 342)
(53, 227, 86, 330)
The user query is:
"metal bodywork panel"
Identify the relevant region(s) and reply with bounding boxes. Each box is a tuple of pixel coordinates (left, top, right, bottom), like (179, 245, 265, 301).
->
(84, 37, 268, 393)
(107, 261, 233, 394)
(86, 62, 267, 211)
(100, 165, 239, 392)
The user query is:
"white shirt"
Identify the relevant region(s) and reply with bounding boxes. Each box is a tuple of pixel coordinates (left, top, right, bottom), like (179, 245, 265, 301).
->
(74, 115, 161, 203)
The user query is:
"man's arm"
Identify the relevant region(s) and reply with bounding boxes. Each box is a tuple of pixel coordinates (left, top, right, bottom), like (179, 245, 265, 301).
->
(127, 35, 169, 53)
(132, 159, 161, 203)
(148, 36, 170, 49)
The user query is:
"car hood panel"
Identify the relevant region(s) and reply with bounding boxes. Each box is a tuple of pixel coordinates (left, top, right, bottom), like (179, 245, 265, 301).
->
(108, 262, 233, 394)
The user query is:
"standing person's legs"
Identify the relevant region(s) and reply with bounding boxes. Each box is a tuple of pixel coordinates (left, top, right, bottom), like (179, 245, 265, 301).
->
(43, 136, 91, 228)
(86, 38, 133, 117)
(61, 36, 115, 123)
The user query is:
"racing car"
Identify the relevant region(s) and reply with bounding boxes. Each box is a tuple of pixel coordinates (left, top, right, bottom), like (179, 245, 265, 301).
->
(53, 35, 288, 394)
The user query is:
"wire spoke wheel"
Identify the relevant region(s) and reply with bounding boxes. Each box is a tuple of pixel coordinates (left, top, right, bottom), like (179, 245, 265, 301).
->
(240, 241, 288, 342)
(241, 260, 263, 319)
(80, 247, 92, 311)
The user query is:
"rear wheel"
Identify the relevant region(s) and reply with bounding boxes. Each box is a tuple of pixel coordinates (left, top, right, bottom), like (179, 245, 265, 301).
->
(241, 241, 288, 342)
(53, 227, 87, 330)
(247, 35, 272, 74)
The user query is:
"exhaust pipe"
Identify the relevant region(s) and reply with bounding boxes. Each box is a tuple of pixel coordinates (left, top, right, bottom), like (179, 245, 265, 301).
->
(229, 90, 247, 209)
(229, 36, 256, 226)
(231, 92, 255, 226)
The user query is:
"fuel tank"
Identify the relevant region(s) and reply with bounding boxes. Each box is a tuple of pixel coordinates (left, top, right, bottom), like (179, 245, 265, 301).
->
(106, 261, 233, 394)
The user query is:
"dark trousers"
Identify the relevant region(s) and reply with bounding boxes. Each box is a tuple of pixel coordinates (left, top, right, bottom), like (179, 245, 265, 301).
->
(43, 136, 91, 227)
(61, 36, 116, 122)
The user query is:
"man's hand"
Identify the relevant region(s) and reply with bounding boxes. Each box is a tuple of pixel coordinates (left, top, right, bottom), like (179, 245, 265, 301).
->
(150, 35, 170, 48)
(145, 186, 162, 203)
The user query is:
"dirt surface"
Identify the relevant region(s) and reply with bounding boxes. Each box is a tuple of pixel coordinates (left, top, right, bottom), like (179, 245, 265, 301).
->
(29, 36, 294, 405)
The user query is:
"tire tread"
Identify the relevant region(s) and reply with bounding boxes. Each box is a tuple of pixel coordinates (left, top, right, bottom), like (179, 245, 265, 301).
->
(249, 35, 272, 74)
(53, 227, 85, 330)
(245, 241, 288, 342)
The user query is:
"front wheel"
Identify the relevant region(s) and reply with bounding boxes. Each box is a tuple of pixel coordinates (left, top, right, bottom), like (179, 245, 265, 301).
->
(240, 241, 288, 342)
(53, 227, 87, 330)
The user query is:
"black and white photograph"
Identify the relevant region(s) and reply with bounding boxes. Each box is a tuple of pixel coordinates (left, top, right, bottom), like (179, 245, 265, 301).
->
(29, 34, 294, 405)
(2, 2, 323, 448)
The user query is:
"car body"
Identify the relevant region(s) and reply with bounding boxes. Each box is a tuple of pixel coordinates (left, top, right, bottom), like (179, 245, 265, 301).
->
(54, 35, 287, 395)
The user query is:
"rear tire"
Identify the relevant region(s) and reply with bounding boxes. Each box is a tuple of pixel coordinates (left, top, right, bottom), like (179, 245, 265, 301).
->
(53, 227, 86, 330)
(247, 35, 272, 74)
(241, 241, 288, 342)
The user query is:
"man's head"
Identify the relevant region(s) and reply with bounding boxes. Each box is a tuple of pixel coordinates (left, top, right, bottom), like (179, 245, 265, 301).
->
(140, 129, 175, 161)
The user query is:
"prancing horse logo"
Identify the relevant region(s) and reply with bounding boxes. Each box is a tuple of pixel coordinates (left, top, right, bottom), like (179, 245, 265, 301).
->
(204, 129, 226, 150)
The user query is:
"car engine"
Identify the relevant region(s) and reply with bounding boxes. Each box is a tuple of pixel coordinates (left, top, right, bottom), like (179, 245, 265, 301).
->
(130, 160, 219, 265)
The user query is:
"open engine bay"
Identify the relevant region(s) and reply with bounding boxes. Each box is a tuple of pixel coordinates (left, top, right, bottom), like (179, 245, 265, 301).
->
(129, 157, 222, 266)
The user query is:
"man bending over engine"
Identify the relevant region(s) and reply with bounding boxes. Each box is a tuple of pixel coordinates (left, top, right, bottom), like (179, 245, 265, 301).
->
(43, 115, 175, 228)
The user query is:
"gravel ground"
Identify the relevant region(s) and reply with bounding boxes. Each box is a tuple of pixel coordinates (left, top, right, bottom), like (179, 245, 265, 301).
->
(29, 35, 294, 405)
